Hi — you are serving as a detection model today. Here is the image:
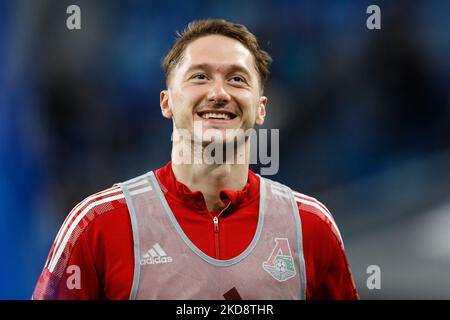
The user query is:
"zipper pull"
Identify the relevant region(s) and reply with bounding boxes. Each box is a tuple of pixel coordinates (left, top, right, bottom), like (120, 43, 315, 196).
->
(213, 216, 219, 233)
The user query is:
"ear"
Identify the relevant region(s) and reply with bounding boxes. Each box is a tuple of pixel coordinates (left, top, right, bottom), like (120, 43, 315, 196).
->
(255, 96, 267, 126)
(160, 90, 173, 119)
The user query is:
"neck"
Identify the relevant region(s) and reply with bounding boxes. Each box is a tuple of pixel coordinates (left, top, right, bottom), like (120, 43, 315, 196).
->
(171, 135, 250, 212)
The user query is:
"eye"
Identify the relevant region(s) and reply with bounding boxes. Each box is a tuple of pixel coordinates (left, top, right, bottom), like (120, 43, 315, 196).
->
(230, 75, 245, 83)
(191, 73, 208, 80)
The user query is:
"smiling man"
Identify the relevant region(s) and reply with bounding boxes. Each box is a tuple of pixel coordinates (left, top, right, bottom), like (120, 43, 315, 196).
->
(33, 19, 358, 300)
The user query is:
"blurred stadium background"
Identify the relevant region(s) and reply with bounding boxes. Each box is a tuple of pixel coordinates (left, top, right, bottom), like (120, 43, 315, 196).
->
(1, 0, 449, 299)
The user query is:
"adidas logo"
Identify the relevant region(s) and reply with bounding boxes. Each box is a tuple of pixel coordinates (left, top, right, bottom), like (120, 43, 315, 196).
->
(140, 243, 173, 265)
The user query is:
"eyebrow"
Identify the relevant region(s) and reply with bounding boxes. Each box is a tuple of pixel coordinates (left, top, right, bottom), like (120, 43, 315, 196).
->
(185, 63, 253, 79)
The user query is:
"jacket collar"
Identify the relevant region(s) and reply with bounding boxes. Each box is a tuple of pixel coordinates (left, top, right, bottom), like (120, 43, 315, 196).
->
(154, 161, 260, 214)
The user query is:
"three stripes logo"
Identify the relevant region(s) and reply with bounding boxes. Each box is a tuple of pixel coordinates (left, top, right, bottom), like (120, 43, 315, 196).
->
(140, 243, 173, 266)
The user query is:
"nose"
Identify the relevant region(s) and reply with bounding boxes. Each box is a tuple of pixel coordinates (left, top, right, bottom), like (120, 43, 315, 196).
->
(206, 79, 231, 105)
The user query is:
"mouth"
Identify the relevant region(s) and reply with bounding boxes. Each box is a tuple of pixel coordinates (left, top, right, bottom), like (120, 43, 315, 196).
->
(196, 110, 238, 121)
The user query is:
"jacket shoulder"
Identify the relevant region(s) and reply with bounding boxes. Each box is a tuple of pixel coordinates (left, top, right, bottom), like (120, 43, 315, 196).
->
(45, 185, 127, 274)
(292, 190, 345, 248)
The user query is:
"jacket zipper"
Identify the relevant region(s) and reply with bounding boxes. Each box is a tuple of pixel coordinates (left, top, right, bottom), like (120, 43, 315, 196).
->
(213, 216, 220, 258)
(209, 201, 231, 259)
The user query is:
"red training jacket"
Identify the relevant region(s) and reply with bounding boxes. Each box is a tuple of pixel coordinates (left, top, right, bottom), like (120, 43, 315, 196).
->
(33, 162, 359, 300)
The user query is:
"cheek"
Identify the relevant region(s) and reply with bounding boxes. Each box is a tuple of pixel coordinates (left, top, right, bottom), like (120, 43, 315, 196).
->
(233, 90, 255, 111)
(174, 86, 204, 112)
(170, 90, 184, 108)
(170, 93, 188, 117)
(248, 98, 262, 120)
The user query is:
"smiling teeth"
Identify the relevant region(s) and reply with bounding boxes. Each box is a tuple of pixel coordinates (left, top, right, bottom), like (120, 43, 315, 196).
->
(202, 112, 230, 120)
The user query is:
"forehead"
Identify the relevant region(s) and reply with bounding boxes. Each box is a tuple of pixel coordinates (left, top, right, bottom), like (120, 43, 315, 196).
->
(178, 35, 256, 75)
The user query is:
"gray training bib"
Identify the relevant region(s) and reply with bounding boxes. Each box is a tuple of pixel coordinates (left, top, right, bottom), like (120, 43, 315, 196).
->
(119, 171, 306, 300)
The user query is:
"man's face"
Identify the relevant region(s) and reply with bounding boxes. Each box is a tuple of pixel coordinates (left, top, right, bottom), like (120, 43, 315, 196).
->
(160, 35, 267, 144)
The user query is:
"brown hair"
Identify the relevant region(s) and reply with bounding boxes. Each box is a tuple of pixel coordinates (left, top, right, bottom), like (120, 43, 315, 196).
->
(162, 19, 272, 90)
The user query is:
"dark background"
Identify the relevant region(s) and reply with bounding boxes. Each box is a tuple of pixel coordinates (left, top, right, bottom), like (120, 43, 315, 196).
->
(1, 0, 449, 299)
